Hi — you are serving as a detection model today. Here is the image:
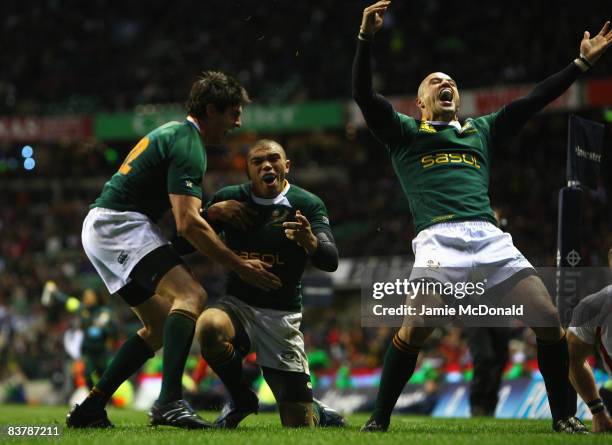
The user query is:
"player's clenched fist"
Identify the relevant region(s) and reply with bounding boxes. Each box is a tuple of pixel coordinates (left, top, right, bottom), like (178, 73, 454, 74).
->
(360, 1, 391, 35)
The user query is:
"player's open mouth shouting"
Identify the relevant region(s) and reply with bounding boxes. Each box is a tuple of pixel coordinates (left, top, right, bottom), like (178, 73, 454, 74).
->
(261, 172, 278, 186)
(438, 87, 454, 108)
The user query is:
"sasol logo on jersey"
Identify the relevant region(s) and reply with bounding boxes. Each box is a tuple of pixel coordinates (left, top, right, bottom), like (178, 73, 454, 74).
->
(421, 153, 481, 169)
(236, 251, 285, 266)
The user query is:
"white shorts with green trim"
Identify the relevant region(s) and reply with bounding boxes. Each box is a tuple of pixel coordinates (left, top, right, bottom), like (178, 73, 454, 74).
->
(218, 295, 309, 375)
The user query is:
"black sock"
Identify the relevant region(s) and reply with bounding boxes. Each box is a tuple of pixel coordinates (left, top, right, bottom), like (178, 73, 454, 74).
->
(83, 333, 154, 408)
(565, 380, 578, 418)
(372, 333, 420, 425)
(158, 310, 196, 404)
(204, 342, 248, 405)
(537, 333, 570, 423)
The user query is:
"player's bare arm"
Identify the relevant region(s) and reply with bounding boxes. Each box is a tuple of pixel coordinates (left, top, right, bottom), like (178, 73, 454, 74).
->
(567, 331, 612, 433)
(207, 199, 257, 231)
(170, 194, 281, 291)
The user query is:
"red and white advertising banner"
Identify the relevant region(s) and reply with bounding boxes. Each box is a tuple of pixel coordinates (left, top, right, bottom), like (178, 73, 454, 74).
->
(0, 116, 92, 142)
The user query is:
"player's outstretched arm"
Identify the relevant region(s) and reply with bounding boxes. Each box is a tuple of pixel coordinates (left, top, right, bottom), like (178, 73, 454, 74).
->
(494, 21, 612, 138)
(352, 1, 402, 145)
(568, 330, 612, 433)
(170, 193, 281, 291)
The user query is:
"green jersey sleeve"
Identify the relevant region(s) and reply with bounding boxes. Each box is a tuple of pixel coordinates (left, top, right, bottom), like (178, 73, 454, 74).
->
(166, 130, 206, 199)
(205, 186, 239, 208)
(301, 193, 330, 232)
(389, 112, 419, 154)
(471, 110, 503, 150)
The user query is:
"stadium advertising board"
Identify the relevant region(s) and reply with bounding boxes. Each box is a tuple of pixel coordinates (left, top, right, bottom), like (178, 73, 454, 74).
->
(94, 101, 345, 139)
(0, 116, 92, 142)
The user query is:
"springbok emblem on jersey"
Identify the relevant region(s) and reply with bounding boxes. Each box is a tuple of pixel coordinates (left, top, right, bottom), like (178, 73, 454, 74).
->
(267, 207, 291, 227)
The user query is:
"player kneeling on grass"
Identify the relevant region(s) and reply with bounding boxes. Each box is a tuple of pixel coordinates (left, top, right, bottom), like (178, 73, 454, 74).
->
(354, 1, 612, 434)
(567, 247, 612, 433)
(67, 72, 281, 430)
(193, 140, 345, 428)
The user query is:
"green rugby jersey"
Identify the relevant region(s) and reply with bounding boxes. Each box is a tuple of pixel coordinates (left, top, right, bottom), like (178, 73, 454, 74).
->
(354, 39, 584, 236)
(387, 113, 500, 233)
(93, 120, 206, 222)
(206, 182, 330, 312)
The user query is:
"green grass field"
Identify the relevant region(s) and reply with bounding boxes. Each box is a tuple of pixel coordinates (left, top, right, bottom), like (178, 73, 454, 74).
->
(0, 405, 607, 445)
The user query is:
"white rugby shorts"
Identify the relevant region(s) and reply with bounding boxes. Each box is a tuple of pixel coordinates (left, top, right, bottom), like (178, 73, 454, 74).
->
(82, 207, 170, 294)
(409, 220, 535, 292)
(217, 295, 310, 375)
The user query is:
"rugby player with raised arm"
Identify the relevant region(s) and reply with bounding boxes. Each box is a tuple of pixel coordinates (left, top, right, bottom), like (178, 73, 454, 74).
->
(67, 72, 281, 429)
(353, 1, 612, 433)
(194, 140, 344, 428)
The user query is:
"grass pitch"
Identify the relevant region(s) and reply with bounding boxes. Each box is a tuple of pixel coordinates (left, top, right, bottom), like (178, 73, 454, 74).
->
(0, 405, 607, 445)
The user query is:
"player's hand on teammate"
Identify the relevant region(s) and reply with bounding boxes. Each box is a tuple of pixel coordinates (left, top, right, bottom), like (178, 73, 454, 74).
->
(580, 20, 612, 65)
(283, 210, 318, 255)
(360, 1, 391, 35)
(237, 259, 282, 291)
(207, 200, 257, 230)
(592, 411, 612, 433)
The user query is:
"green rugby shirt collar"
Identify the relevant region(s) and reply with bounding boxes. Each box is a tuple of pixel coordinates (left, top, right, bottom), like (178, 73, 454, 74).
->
(186, 115, 201, 133)
(250, 181, 291, 207)
(427, 120, 461, 130)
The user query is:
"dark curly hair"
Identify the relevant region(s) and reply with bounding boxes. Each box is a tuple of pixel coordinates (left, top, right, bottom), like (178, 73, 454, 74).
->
(186, 71, 250, 120)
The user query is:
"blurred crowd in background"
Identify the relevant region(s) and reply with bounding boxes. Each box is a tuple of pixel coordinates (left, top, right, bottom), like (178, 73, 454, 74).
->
(2, 0, 612, 114)
(1, 0, 611, 405)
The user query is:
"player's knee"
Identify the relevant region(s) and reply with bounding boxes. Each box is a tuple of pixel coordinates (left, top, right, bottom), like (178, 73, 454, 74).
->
(184, 283, 207, 313)
(543, 306, 561, 326)
(196, 310, 231, 349)
(159, 270, 208, 313)
(532, 326, 564, 343)
(138, 326, 163, 351)
(173, 283, 207, 317)
(397, 325, 433, 347)
(533, 304, 562, 331)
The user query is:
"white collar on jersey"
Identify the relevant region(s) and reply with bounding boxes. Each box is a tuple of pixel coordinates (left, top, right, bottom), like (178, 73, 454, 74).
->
(186, 115, 201, 133)
(427, 120, 461, 131)
(251, 181, 292, 207)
